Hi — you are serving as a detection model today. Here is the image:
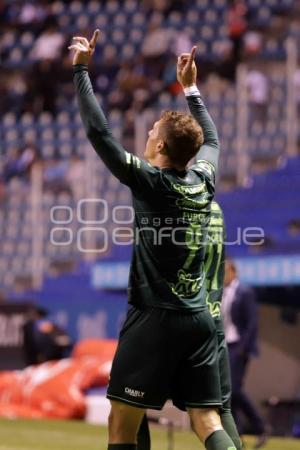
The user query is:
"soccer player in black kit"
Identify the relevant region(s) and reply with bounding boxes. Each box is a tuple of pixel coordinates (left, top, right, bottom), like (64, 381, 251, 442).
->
(69, 30, 237, 450)
(137, 201, 242, 450)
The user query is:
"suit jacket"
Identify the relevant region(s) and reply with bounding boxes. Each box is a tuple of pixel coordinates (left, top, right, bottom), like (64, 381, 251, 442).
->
(230, 283, 258, 356)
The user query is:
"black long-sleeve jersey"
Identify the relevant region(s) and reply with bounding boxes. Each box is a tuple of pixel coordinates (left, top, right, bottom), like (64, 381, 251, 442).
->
(74, 65, 220, 311)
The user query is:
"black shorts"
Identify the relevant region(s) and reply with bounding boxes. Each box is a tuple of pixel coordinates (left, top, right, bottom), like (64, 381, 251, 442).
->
(215, 319, 232, 412)
(107, 305, 222, 411)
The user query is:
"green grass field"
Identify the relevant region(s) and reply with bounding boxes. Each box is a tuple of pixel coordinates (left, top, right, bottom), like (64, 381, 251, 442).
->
(0, 419, 298, 450)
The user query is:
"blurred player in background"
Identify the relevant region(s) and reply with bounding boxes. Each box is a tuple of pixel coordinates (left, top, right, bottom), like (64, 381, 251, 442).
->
(23, 305, 72, 366)
(222, 260, 268, 448)
(204, 202, 242, 450)
(137, 201, 243, 450)
(70, 30, 238, 450)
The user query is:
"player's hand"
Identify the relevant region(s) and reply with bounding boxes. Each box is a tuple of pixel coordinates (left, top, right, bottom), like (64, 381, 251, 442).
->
(177, 46, 197, 88)
(68, 29, 100, 65)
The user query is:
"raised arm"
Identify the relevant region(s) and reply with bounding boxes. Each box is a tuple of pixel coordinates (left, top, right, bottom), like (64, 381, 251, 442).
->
(69, 30, 156, 189)
(177, 47, 220, 173)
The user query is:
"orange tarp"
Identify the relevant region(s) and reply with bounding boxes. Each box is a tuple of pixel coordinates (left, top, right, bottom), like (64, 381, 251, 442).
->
(0, 339, 117, 419)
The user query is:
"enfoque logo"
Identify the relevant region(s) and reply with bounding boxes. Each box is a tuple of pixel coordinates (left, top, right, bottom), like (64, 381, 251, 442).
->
(50, 198, 265, 253)
(50, 198, 134, 253)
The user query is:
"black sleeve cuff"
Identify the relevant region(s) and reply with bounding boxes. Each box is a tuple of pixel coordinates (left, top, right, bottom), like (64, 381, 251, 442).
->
(73, 64, 88, 74)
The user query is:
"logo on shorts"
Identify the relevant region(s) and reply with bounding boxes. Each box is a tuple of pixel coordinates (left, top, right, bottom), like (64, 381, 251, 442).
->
(125, 387, 145, 398)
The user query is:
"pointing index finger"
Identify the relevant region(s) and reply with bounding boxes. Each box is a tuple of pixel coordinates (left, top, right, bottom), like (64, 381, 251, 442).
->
(90, 29, 100, 48)
(187, 45, 197, 68)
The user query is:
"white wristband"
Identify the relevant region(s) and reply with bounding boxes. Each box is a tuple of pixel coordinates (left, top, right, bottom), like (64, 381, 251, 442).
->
(183, 85, 200, 97)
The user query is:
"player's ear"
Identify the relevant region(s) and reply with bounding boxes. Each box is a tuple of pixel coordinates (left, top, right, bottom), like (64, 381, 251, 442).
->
(157, 140, 167, 155)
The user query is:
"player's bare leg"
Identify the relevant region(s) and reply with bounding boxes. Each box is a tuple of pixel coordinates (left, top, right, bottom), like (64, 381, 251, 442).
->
(188, 408, 222, 442)
(187, 408, 237, 450)
(108, 400, 146, 446)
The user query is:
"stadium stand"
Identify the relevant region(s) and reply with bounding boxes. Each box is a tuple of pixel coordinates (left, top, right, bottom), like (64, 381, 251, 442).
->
(218, 156, 300, 257)
(0, 0, 299, 291)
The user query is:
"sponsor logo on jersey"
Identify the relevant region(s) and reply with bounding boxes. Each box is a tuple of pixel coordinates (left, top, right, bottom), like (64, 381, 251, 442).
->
(169, 269, 204, 298)
(172, 182, 205, 195)
(125, 387, 145, 398)
(195, 160, 215, 176)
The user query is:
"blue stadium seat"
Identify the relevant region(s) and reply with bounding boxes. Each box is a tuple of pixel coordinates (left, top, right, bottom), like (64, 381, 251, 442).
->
(167, 11, 183, 28)
(2, 30, 17, 51)
(124, 0, 138, 14)
(121, 44, 135, 60)
(105, 1, 119, 16)
(20, 32, 34, 49)
(22, 129, 37, 143)
(75, 14, 89, 29)
(132, 12, 145, 28)
(186, 10, 200, 25)
(255, 7, 272, 27)
(58, 14, 71, 29)
(204, 9, 219, 24)
(214, 0, 226, 12)
(70, 0, 84, 15)
(87, 0, 101, 14)
(114, 13, 127, 28)
(129, 28, 143, 44)
(51, 1, 65, 15)
(196, 0, 209, 11)
(41, 144, 55, 159)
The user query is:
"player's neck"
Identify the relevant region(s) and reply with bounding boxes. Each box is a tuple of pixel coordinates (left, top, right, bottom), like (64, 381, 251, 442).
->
(148, 154, 186, 172)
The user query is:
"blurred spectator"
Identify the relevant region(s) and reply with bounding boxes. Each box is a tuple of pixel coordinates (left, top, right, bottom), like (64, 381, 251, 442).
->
(141, 13, 173, 78)
(23, 306, 46, 366)
(162, 56, 180, 94)
(26, 59, 58, 114)
(228, 0, 248, 62)
(131, 88, 151, 112)
(0, 0, 276, 125)
(18, 1, 49, 33)
(19, 142, 38, 175)
(293, 69, 300, 113)
(142, 0, 171, 15)
(7, 71, 27, 115)
(5, 149, 18, 182)
(0, 0, 295, 169)
(53, 39, 82, 107)
(93, 46, 120, 96)
(214, 41, 237, 83)
(0, 156, 5, 201)
(117, 60, 147, 93)
(0, 70, 26, 116)
(30, 21, 64, 61)
(142, 0, 185, 16)
(243, 31, 263, 58)
(172, 28, 192, 57)
(0, 179, 5, 202)
(122, 109, 136, 150)
(288, 219, 300, 237)
(23, 305, 72, 366)
(142, 15, 171, 57)
(43, 160, 72, 194)
(66, 156, 85, 201)
(105, 53, 153, 113)
(0, 0, 8, 25)
(3, 145, 37, 183)
(246, 69, 269, 122)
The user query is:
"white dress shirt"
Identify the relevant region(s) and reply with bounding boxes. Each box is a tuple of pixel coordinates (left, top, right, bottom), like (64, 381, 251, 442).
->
(221, 278, 240, 344)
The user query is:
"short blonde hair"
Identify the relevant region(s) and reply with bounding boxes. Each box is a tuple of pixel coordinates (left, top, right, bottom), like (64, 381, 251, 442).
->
(159, 110, 204, 167)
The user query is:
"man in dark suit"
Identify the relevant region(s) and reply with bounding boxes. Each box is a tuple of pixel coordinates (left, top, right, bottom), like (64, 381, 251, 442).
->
(222, 259, 268, 449)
